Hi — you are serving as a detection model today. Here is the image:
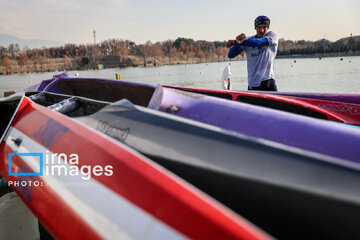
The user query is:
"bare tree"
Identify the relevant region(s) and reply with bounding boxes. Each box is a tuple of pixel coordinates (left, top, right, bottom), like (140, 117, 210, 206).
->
(116, 40, 129, 63)
(186, 50, 195, 61)
(7, 44, 15, 59)
(16, 53, 29, 70)
(196, 49, 205, 62)
(149, 43, 163, 65)
(64, 55, 71, 68)
(0, 46, 6, 58)
(1, 56, 13, 73)
(137, 41, 154, 66)
(167, 47, 177, 64)
(32, 55, 47, 71)
(216, 47, 228, 61)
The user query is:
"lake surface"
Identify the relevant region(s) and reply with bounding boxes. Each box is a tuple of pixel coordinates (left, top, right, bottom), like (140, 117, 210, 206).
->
(1, 56, 359, 97)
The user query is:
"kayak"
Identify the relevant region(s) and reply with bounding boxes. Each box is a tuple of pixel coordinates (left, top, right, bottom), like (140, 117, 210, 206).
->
(163, 85, 360, 125)
(26, 75, 360, 164)
(0, 93, 270, 240)
(26, 73, 360, 125)
(25, 72, 155, 106)
(163, 85, 360, 105)
(28, 91, 360, 239)
(149, 87, 360, 164)
(267, 91, 360, 105)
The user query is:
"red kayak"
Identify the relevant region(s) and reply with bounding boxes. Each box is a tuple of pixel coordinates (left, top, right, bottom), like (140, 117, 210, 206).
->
(163, 85, 360, 126)
(0, 94, 271, 240)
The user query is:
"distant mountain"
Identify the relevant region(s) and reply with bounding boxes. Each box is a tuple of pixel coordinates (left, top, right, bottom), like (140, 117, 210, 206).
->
(0, 33, 63, 49)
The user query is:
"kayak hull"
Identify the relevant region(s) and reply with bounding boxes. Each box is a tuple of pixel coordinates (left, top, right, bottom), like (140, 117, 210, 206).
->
(1, 95, 269, 240)
(149, 87, 360, 164)
(163, 85, 360, 104)
(163, 85, 360, 125)
(70, 97, 360, 240)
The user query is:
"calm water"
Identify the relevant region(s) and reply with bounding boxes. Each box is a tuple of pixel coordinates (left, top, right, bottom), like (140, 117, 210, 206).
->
(1, 56, 360, 97)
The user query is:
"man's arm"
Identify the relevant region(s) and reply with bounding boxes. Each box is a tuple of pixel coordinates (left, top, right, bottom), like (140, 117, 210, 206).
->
(228, 37, 267, 58)
(243, 31, 278, 48)
(228, 43, 244, 58)
(242, 38, 269, 47)
(227, 33, 246, 58)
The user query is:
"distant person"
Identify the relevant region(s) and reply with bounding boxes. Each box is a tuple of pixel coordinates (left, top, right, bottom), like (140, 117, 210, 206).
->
(227, 15, 279, 91)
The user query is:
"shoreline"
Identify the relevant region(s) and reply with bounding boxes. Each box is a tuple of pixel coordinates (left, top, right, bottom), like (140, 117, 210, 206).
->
(1, 51, 359, 76)
(276, 51, 360, 59)
(0, 56, 242, 76)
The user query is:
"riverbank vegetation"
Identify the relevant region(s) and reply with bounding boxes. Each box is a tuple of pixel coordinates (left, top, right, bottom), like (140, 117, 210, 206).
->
(1, 36, 359, 75)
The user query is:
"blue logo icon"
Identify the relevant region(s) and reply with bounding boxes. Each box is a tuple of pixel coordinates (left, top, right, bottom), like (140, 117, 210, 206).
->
(8, 150, 43, 176)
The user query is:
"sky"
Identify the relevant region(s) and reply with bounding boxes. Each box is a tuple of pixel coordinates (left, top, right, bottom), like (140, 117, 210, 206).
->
(0, 0, 359, 45)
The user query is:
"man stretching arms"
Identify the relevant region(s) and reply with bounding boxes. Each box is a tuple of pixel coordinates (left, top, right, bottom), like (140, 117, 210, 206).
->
(227, 15, 279, 91)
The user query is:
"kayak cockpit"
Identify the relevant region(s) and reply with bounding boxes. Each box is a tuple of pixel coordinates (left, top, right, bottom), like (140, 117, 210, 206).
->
(29, 92, 109, 117)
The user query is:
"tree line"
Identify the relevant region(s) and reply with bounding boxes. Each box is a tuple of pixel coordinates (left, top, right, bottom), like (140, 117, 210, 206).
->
(0, 38, 230, 66)
(1, 36, 359, 72)
(277, 37, 360, 56)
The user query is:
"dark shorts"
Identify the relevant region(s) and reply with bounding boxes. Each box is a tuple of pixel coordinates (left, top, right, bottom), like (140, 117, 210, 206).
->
(248, 79, 277, 91)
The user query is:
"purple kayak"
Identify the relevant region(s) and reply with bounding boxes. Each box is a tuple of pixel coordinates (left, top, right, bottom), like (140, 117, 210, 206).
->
(25, 72, 71, 92)
(26, 73, 360, 164)
(148, 87, 360, 164)
(25, 72, 155, 106)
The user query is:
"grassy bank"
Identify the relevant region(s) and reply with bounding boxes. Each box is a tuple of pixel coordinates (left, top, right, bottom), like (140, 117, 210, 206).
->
(0, 54, 245, 75)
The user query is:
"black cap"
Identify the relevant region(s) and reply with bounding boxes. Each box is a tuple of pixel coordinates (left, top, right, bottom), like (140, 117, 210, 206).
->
(255, 16, 270, 29)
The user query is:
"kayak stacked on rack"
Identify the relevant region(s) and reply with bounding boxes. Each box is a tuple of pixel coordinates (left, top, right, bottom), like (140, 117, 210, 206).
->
(163, 84, 360, 104)
(0, 93, 271, 240)
(0, 72, 359, 239)
(25, 73, 360, 162)
(163, 85, 360, 125)
(149, 86, 360, 164)
(4, 90, 360, 239)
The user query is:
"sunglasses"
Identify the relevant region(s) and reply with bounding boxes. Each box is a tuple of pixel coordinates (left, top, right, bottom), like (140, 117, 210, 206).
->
(256, 16, 269, 20)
